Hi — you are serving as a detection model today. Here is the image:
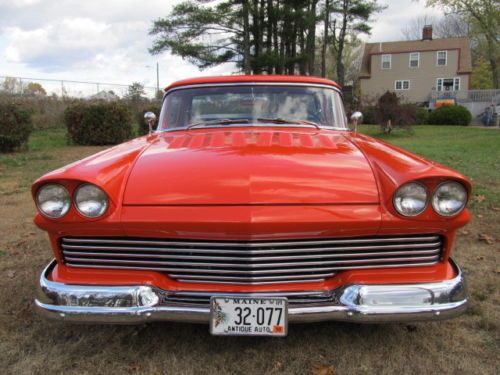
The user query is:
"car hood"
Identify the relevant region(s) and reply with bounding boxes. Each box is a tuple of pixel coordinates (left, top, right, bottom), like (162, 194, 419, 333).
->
(123, 128, 379, 205)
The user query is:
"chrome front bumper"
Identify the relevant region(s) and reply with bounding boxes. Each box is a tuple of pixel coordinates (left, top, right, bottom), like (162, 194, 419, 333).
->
(35, 259, 468, 324)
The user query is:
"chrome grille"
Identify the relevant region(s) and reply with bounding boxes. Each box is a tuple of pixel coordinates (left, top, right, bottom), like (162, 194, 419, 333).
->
(160, 291, 335, 307)
(60, 234, 443, 285)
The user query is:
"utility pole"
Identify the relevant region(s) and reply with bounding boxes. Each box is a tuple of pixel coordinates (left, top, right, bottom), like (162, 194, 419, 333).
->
(156, 62, 160, 95)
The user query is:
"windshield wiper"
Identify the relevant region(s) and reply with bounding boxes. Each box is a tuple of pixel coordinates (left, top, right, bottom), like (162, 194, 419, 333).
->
(256, 117, 321, 129)
(186, 119, 250, 130)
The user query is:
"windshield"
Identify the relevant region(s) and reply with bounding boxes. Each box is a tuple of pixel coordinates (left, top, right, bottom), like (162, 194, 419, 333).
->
(158, 85, 347, 130)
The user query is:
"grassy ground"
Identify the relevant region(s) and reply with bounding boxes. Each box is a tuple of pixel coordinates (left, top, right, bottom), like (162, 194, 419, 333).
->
(0, 126, 498, 375)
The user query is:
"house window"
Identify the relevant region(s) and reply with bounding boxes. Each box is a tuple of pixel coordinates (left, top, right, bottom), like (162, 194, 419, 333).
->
(437, 51, 447, 66)
(395, 80, 410, 90)
(437, 78, 459, 91)
(381, 54, 391, 69)
(409, 52, 419, 68)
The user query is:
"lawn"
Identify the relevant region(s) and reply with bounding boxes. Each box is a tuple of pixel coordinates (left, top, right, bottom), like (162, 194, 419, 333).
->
(0, 125, 498, 375)
(359, 125, 500, 206)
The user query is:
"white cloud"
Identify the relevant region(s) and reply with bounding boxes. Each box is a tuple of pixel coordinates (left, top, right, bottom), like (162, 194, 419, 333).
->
(5, 18, 116, 68)
(0, 0, 41, 8)
(0, 0, 444, 94)
(366, 0, 443, 42)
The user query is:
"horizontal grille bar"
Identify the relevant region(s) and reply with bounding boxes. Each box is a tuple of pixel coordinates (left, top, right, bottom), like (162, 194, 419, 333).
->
(161, 291, 335, 307)
(61, 234, 443, 285)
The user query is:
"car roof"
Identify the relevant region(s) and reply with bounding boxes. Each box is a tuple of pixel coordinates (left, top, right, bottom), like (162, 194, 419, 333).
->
(164, 75, 342, 91)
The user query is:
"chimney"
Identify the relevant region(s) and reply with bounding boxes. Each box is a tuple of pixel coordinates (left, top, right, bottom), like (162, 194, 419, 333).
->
(422, 25, 433, 41)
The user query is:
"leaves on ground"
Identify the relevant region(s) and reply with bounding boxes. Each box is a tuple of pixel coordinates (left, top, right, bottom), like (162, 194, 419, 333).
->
(478, 233, 495, 245)
(311, 363, 335, 375)
(7, 270, 16, 279)
(473, 195, 486, 203)
(405, 324, 418, 332)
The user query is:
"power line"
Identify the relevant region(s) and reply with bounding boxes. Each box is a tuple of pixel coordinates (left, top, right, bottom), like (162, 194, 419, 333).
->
(0, 75, 157, 90)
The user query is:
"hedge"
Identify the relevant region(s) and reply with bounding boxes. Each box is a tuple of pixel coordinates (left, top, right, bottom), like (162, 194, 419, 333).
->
(136, 104, 161, 136)
(415, 107, 429, 125)
(428, 105, 472, 126)
(360, 105, 377, 125)
(0, 103, 33, 152)
(64, 101, 133, 145)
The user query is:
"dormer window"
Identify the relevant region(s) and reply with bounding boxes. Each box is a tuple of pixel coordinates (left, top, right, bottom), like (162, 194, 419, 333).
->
(437, 51, 447, 66)
(381, 54, 391, 69)
(409, 52, 419, 68)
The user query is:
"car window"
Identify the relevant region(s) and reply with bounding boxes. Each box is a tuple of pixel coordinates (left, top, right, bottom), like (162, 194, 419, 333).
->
(159, 85, 347, 130)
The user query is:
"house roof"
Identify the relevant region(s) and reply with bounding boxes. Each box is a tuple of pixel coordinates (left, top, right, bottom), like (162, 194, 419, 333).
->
(165, 75, 342, 91)
(359, 37, 472, 78)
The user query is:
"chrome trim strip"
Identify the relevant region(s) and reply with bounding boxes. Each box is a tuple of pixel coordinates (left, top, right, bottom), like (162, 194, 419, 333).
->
(62, 248, 440, 260)
(64, 260, 440, 274)
(177, 275, 325, 285)
(35, 259, 468, 324)
(64, 255, 440, 268)
(61, 242, 441, 254)
(62, 235, 440, 248)
(161, 124, 348, 132)
(164, 82, 343, 96)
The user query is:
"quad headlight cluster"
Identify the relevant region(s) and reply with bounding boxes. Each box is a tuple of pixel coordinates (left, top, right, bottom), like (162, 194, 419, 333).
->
(36, 183, 108, 219)
(393, 181, 467, 217)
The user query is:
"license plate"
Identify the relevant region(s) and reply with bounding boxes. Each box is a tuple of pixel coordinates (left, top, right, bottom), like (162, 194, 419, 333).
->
(210, 296, 288, 337)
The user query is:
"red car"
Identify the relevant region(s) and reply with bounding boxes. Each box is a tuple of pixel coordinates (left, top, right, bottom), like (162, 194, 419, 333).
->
(34, 75, 470, 336)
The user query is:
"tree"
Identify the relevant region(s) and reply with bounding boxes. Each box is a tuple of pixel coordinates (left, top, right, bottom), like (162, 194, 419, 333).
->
(426, 0, 500, 88)
(150, 1, 242, 70)
(401, 14, 470, 40)
(24, 82, 47, 96)
(127, 82, 146, 101)
(328, 0, 385, 84)
(1, 77, 22, 94)
(472, 56, 494, 89)
(149, 0, 382, 78)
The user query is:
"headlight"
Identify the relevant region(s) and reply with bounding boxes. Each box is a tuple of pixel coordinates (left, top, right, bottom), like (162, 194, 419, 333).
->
(36, 183, 71, 218)
(432, 181, 467, 216)
(74, 183, 108, 218)
(393, 182, 428, 217)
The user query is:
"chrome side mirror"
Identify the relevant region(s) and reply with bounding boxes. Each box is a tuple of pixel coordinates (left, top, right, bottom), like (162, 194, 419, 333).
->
(144, 112, 157, 134)
(350, 111, 363, 132)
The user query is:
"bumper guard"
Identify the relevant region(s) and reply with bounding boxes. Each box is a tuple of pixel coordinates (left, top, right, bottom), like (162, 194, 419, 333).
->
(35, 259, 468, 324)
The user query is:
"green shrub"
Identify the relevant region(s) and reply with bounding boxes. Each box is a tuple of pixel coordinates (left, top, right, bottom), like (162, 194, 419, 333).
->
(428, 105, 472, 126)
(360, 105, 377, 125)
(64, 101, 132, 145)
(416, 107, 429, 125)
(0, 103, 33, 152)
(397, 103, 418, 126)
(136, 104, 161, 136)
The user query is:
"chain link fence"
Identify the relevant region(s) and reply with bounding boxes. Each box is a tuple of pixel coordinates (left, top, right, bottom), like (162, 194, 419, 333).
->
(0, 75, 160, 99)
(0, 75, 163, 130)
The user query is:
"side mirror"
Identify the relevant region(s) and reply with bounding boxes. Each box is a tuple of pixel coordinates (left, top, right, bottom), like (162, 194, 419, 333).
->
(144, 112, 157, 134)
(349, 111, 363, 131)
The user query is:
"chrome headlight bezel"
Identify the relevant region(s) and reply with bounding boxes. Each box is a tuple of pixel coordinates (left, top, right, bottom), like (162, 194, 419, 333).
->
(432, 181, 468, 217)
(74, 183, 109, 218)
(393, 182, 428, 217)
(36, 183, 71, 219)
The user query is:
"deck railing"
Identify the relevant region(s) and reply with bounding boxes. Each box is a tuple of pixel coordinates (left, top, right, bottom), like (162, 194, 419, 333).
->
(430, 89, 500, 103)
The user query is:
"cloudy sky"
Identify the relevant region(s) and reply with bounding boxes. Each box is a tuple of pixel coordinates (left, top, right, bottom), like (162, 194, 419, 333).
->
(0, 0, 442, 95)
